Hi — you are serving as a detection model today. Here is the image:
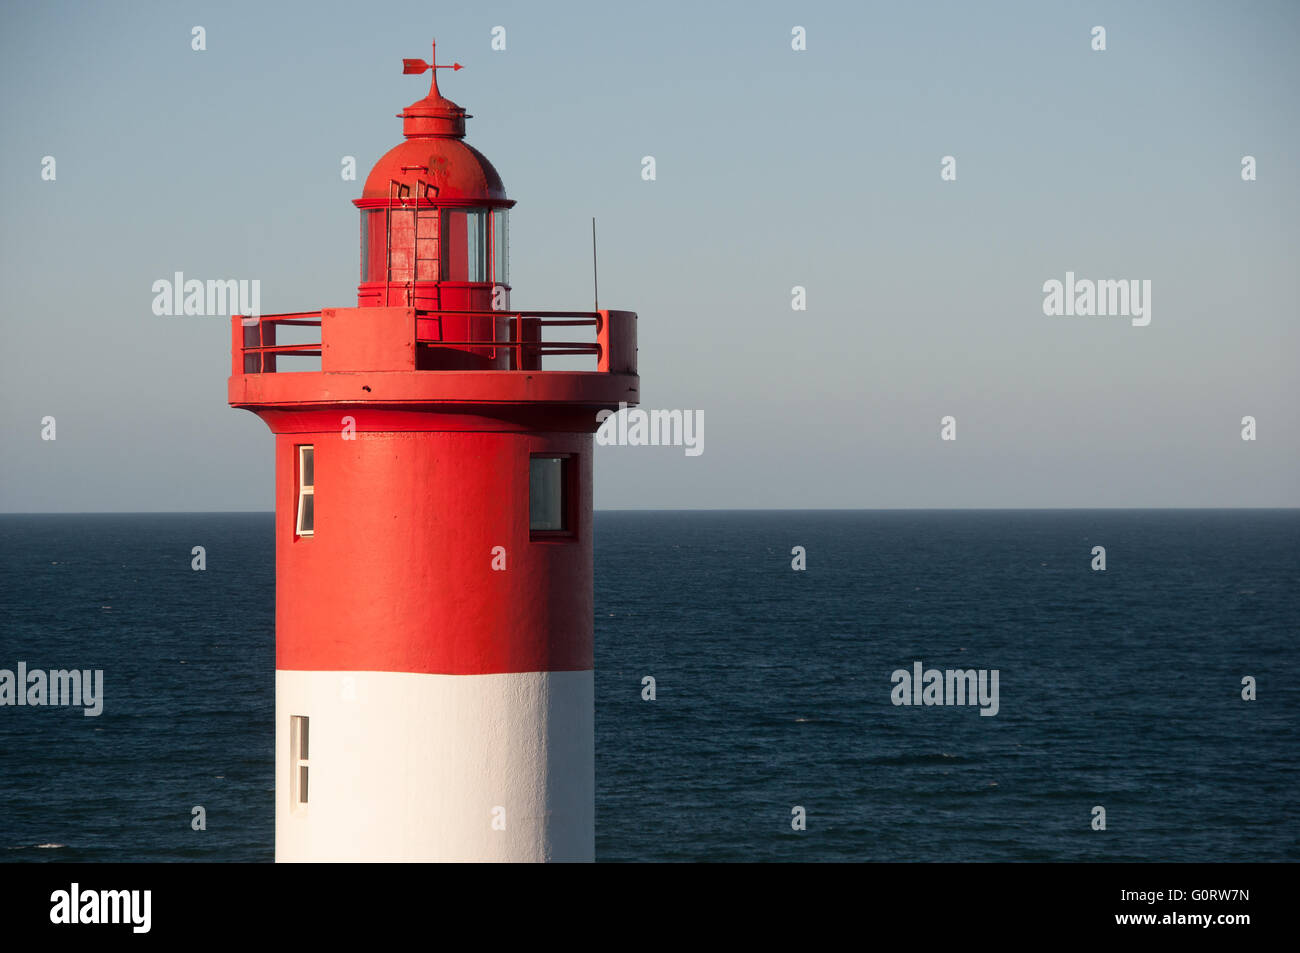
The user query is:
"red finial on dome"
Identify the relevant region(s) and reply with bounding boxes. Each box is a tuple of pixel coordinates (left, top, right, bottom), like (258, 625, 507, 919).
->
(399, 40, 469, 139)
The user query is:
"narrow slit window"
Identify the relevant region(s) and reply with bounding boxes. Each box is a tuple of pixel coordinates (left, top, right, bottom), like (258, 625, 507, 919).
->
(290, 715, 310, 809)
(297, 446, 314, 537)
(530, 455, 571, 534)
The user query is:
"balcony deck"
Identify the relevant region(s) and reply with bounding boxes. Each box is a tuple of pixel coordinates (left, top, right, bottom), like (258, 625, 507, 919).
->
(232, 308, 635, 375)
(228, 306, 638, 419)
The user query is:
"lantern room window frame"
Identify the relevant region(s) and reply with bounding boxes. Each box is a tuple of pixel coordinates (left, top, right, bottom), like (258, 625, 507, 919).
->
(355, 196, 514, 290)
(491, 207, 509, 286)
(442, 207, 488, 282)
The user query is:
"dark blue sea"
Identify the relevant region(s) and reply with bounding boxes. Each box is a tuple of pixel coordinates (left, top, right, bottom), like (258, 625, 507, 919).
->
(1, 511, 1296, 862)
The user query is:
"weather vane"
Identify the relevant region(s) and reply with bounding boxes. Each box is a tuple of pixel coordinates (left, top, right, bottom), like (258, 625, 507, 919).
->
(402, 40, 462, 77)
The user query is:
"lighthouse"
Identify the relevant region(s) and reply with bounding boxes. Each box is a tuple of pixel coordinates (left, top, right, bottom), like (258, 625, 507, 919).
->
(228, 42, 638, 862)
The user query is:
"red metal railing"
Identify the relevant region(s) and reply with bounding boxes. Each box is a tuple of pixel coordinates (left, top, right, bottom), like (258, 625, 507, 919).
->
(233, 309, 634, 375)
(415, 310, 599, 370)
(237, 312, 322, 374)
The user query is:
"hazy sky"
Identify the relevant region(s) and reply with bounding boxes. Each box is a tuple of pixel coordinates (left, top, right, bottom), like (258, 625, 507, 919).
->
(1, 0, 1296, 511)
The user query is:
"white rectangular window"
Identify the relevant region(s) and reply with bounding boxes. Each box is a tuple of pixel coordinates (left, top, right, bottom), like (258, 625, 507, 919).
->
(296, 445, 314, 537)
(290, 715, 310, 809)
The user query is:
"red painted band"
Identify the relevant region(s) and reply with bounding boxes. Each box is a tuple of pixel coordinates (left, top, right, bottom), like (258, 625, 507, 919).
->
(273, 430, 593, 675)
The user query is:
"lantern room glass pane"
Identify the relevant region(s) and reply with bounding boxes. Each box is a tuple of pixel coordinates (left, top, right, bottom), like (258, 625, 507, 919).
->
(443, 208, 487, 282)
(360, 210, 387, 283)
(416, 209, 439, 280)
(388, 209, 415, 282)
(493, 209, 509, 285)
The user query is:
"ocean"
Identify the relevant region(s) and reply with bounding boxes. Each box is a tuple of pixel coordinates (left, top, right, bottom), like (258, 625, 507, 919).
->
(1, 510, 1296, 862)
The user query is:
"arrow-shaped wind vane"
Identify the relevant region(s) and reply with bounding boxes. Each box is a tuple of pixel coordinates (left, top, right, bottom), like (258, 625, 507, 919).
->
(403, 40, 462, 75)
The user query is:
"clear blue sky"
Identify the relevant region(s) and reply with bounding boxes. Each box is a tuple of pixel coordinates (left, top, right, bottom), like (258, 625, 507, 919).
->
(1, 0, 1296, 510)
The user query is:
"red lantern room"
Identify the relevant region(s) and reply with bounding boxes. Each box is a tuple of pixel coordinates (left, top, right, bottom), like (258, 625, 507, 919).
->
(356, 42, 514, 369)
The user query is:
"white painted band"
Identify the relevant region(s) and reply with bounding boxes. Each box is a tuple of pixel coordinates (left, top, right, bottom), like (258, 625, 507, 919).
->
(275, 669, 594, 862)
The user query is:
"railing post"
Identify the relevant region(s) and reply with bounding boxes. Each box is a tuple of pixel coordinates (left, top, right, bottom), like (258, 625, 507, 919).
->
(595, 312, 606, 372)
(241, 318, 261, 373)
(520, 316, 541, 370)
(598, 310, 637, 374)
(262, 320, 277, 373)
(232, 316, 245, 377)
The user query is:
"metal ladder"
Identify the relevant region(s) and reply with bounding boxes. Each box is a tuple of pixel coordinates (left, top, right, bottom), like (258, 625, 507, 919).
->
(386, 175, 438, 307)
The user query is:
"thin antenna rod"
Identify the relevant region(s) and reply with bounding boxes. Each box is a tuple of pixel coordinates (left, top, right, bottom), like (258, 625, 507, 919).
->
(592, 217, 599, 311)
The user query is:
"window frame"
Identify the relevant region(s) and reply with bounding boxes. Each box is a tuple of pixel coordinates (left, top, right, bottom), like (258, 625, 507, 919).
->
(296, 445, 315, 538)
(289, 715, 310, 813)
(491, 208, 509, 286)
(528, 453, 577, 541)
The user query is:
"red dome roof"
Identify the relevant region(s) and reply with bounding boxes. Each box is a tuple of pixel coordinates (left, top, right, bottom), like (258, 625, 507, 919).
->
(357, 41, 509, 205)
(361, 138, 507, 202)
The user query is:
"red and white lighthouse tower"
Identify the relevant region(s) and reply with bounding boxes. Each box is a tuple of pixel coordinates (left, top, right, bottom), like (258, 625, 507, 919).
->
(228, 43, 638, 862)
